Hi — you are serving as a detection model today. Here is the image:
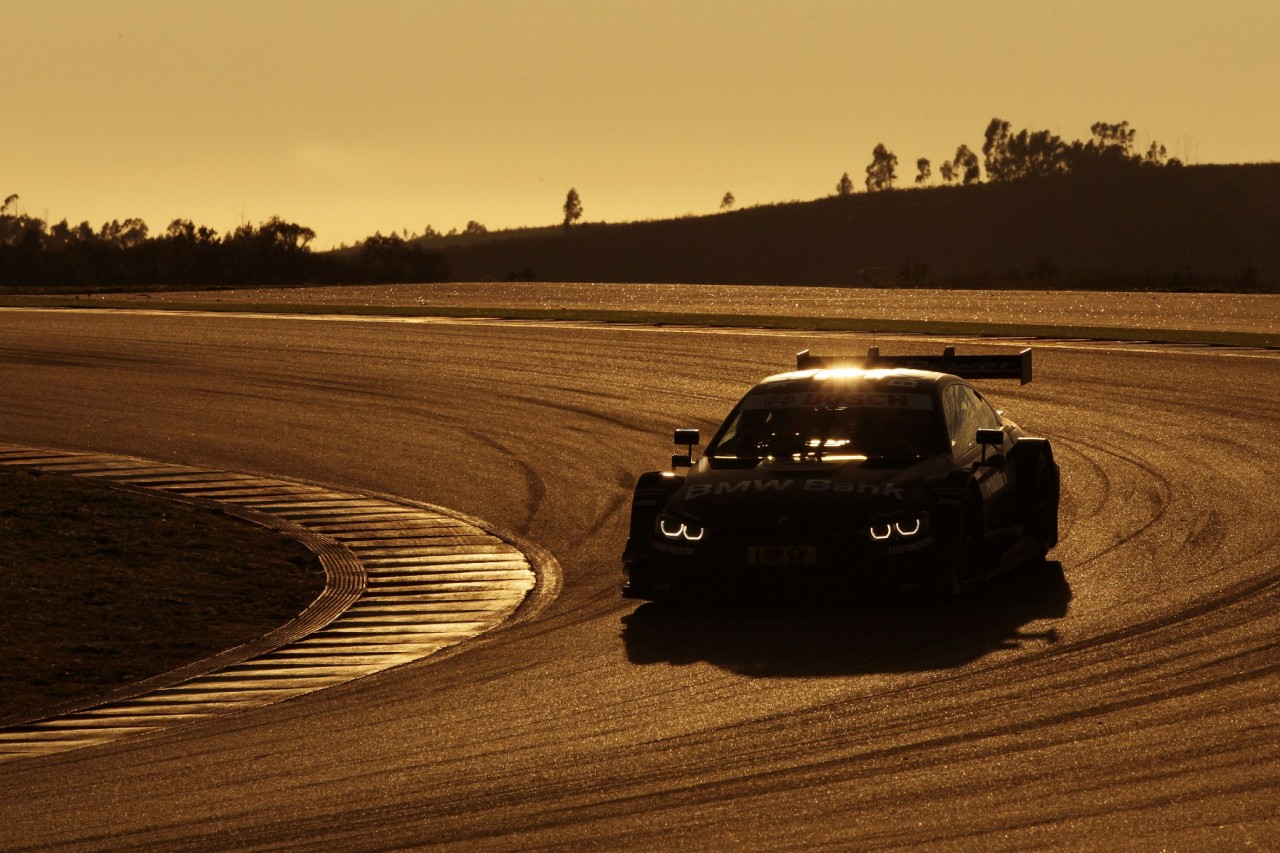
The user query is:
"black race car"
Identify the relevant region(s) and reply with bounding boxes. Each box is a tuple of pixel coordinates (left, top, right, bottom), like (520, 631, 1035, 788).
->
(622, 347, 1059, 600)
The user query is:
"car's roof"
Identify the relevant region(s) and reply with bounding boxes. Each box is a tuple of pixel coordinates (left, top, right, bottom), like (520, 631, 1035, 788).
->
(753, 367, 957, 388)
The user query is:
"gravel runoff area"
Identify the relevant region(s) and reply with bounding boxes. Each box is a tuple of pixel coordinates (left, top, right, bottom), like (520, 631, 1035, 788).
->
(0, 467, 324, 721)
(74, 282, 1280, 335)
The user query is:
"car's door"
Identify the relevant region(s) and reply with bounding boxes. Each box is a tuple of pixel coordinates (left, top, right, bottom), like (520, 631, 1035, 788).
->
(943, 382, 1018, 536)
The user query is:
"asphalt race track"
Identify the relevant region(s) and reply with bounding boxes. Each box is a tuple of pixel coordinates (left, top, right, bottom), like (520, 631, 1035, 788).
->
(0, 308, 1277, 850)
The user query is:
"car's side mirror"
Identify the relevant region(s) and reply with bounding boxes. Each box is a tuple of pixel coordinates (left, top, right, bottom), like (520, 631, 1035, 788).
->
(674, 429, 701, 447)
(976, 428, 1004, 465)
(672, 429, 701, 470)
(976, 429, 1003, 447)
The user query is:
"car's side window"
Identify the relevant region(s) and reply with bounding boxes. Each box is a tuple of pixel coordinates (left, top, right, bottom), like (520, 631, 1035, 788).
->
(943, 385, 969, 455)
(969, 388, 1001, 432)
(945, 384, 999, 458)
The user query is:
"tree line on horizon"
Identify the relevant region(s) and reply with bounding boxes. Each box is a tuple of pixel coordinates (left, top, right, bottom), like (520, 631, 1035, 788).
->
(552, 119, 1186, 227)
(0, 195, 449, 291)
(2, 117, 1198, 291)
(847, 118, 1183, 195)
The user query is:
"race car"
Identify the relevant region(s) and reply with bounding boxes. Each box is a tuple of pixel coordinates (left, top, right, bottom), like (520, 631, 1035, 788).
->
(622, 346, 1059, 600)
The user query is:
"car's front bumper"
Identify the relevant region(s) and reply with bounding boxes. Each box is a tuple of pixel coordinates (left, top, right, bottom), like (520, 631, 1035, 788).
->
(622, 534, 943, 601)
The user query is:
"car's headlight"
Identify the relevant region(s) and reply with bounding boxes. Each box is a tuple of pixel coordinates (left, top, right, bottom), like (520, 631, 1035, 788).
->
(657, 515, 705, 541)
(869, 513, 929, 541)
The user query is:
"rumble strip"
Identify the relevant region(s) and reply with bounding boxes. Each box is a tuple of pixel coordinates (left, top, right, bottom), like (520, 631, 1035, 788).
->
(0, 445, 547, 761)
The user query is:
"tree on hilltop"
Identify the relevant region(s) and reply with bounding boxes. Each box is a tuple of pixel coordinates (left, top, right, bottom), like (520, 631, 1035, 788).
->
(720, 191, 735, 210)
(983, 118, 1015, 182)
(835, 172, 854, 196)
(562, 188, 583, 230)
(165, 218, 218, 243)
(915, 158, 931, 185)
(260, 216, 314, 250)
(865, 144, 898, 192)
(1142, 141, 1180, 167)
(952, 144, 981, 184)
(981, 116, 1182, 179)
(99, 217, 150, 249)
(984, 117, 1069, 181)
(1088, 121, 1137, 161)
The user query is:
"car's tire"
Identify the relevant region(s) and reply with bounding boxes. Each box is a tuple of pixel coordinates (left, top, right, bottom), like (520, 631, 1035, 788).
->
(1026, 454, 1060, 556)
(1012, 438, 1059, 558)
(937, 489, 985, 597)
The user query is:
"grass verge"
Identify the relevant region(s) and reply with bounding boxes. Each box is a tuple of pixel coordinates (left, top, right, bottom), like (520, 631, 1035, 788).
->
(2, 296, 1276, 348)
(0, 467, 325, 721)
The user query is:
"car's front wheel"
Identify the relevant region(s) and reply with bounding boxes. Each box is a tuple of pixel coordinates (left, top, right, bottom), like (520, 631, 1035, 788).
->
(937, 491, 986, 597)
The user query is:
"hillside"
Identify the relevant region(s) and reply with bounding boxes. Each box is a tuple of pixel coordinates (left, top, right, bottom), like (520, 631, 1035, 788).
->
(437, 164, 1279, 292)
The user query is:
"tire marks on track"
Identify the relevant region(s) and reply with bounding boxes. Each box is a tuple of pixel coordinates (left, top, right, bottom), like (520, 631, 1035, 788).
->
(0, 445, 541, 761)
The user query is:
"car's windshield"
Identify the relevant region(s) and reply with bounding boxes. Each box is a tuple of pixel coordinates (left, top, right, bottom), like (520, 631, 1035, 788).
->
(707, 390, 944, 461)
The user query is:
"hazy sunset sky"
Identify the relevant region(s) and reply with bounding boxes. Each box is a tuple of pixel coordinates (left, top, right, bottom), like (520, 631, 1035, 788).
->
(8, 1, 1279, 248)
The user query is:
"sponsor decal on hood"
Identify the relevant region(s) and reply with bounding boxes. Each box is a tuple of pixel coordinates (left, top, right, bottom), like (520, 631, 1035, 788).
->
(742, 391, 933, 411)
(684, 477, 906, 501)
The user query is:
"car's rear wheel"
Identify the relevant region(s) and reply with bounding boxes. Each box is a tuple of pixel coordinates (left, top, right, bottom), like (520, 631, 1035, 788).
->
(1026, 455, 1060, 557)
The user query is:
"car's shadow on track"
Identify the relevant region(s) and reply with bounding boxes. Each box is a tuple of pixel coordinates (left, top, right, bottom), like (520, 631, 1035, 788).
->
(620, 561, 1072, 676)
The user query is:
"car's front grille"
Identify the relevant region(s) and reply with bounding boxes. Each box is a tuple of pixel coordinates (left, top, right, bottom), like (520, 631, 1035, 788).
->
(712, 516, 866, 575)
(713, 511, 860, 550)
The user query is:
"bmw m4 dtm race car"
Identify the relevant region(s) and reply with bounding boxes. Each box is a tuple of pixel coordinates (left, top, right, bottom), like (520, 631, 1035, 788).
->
(622, 346, 1060, 600)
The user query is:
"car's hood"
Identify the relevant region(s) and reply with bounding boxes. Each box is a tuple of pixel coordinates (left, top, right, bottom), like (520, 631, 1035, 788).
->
(668, 454, 948, 520)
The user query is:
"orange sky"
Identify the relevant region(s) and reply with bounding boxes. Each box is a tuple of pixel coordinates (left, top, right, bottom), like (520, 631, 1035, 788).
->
(8, 1, 1279, 248)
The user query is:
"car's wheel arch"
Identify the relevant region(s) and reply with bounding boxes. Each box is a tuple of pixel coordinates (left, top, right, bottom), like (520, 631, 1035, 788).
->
(1010, 436, 1060, 551)
(627, 471, 685, 543)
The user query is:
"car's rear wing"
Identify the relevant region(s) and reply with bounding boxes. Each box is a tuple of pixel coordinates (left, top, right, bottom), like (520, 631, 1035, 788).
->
(796, 346, 1033, 384)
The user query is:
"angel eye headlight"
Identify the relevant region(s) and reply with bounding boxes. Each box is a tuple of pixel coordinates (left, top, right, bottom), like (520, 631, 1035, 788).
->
(869, 513, 928, 541)
(658, 516, 705, 541)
